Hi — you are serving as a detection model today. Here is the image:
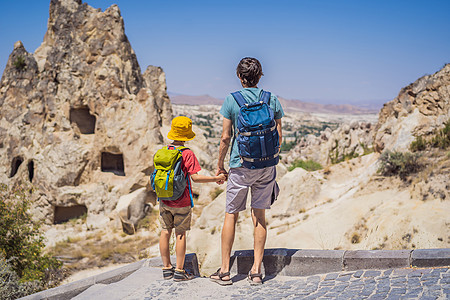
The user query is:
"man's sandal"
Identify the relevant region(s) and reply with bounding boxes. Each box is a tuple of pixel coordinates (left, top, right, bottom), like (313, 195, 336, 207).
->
(247, 271, 263, 286)
(162, 266, 175, 280)
(209, 268, 232, 285)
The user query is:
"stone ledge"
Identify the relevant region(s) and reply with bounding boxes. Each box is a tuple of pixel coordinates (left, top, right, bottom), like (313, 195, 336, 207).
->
(230, 248, 345, 276)
(411, 248, 450, 268)
(343, 250, 411, 271)
(230, 248, 450, 276)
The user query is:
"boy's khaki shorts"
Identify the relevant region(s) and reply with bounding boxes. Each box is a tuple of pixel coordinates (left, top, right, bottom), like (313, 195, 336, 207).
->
(159, 202, 192, 232)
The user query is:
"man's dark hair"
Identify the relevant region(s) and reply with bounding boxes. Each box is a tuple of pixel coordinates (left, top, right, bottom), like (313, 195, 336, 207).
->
(236, 57, 263, 87)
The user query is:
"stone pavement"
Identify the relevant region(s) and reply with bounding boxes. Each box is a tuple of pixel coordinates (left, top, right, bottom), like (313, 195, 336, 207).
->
(72, 266, 449, 300)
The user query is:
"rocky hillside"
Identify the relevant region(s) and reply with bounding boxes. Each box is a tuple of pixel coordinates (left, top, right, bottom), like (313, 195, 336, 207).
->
(0, 0, 172, 229)
(374, 64, 450, 152)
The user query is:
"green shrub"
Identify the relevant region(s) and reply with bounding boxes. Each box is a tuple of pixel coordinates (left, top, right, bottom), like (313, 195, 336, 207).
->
(12, 56, 26, 71)
(360, 143, 374, 156)
(288, 159, 323, 172)
(431, 119, 450, 149)
(329, 148, 359, 164)
(410, 135, 427, 152)
(0, 256, 42, 300)
(0, 184, 61, 290)
(280, 140, 296, 152)
(378, 150, 422, 180)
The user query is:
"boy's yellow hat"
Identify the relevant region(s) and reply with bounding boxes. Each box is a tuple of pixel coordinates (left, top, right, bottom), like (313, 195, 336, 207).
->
(167, 116, 195, 141)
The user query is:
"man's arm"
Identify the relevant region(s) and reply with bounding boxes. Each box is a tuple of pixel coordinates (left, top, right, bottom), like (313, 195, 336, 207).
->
(217, 117, 232, 175)
(275, 118, 282, 146)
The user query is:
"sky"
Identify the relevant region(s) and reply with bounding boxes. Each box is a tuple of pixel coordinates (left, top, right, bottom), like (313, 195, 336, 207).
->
(0, 0, 449, 106)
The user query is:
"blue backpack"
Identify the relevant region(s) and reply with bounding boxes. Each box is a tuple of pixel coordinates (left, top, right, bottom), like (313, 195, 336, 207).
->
(232, 90, 280, 169)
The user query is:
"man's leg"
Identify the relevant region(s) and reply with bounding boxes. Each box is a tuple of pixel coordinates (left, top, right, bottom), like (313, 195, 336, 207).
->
(175, 231, 186, 270)
(250, 208, 266, 283)
(210, 212, 239, 281)
(159, 229, 172, 268)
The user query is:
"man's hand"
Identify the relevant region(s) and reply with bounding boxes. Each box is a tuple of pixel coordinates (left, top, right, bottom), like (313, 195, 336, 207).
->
(215, 173, 227, 185)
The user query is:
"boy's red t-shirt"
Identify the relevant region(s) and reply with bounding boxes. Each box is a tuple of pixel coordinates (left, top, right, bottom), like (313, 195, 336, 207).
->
(161, 147, 201, 208)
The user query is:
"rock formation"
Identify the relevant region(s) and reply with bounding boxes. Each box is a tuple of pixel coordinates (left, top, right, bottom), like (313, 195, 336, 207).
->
(374, 64, 450, 152)
(0, 0, 172, 227)
(283, 121, 374, 166)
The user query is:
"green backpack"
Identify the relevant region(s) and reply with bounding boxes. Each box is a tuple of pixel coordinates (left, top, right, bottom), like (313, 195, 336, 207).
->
(151, 146, 192, 202)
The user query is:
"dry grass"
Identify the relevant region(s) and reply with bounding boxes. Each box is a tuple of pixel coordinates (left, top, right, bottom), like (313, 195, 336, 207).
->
(48, 221, 160, 280)
(351, 233, 360, 244)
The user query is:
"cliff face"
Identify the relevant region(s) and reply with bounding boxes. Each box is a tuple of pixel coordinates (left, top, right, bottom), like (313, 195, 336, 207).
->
(374, 64, 450, 152)
(0, 0, 172, 226)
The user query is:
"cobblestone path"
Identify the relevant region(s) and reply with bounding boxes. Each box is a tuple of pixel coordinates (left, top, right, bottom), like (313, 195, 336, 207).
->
(121, 267, 449, 299)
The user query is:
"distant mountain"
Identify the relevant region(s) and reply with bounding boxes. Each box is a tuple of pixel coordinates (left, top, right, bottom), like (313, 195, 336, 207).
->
(169, 93, 379, 114)
(169, 94, 223, 105)
(278, 97, 379, 114)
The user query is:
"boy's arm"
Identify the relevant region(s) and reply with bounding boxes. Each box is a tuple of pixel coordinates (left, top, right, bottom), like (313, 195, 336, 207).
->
(217, 117, 232, 175)
(191, 173, 226, 183)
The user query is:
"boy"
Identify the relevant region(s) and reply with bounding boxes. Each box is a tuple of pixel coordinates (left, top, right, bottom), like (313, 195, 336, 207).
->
(158, 116, 226, 281)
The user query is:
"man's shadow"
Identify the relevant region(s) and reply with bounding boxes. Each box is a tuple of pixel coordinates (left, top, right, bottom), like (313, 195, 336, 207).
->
(229, 248, 298, 283)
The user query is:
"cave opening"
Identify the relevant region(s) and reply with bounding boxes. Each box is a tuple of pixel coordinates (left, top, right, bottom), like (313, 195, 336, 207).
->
(53, 205, 88, 224)
(27, 160, 34, 182)
(70, 107, 96, 134)
(101, 152, 125, 176)
(10, 156, 23, 178)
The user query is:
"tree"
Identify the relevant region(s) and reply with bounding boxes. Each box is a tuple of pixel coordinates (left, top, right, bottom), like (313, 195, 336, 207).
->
(0, 184, 61, 291)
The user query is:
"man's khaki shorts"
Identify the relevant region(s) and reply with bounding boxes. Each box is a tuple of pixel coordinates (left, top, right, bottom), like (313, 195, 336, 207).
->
(226, 166, 278, 214)
(159, 202, 192, 232)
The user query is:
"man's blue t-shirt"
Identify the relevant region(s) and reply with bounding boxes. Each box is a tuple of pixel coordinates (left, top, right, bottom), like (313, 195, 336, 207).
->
(219, 88, 285, 168)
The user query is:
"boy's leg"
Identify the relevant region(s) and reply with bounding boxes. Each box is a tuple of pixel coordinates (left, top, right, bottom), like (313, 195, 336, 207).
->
(159, 229, 172, 268)
(173, 229, 194, 281)
(175, 230, 186, 270)
(250, 208, 266, 283)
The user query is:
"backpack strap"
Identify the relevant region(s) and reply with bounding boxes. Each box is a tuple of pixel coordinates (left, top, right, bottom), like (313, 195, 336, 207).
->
(187, 176, 194, 207)
(167, 145, 189, 152)
(168, 145, 194, 206)
(231, 91, 247, 107)
(259, 90, 271, 105)
(232, 91, 271, 107)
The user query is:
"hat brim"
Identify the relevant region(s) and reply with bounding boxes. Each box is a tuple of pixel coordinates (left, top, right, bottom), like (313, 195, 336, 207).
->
(167, 130, 195, 141)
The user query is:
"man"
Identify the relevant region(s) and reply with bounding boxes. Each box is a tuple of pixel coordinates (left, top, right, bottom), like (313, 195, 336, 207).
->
(210, 57, 284, 285)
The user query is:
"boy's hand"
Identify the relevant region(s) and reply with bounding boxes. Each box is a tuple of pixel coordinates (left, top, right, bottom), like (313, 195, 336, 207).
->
(216, 173, 227, 184)
(216, 168, 228, 185)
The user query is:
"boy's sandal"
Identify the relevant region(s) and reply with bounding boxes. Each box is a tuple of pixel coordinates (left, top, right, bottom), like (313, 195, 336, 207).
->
(173, 268, 195, 281)
(247, 272, 263, 286)
(210, 268, 232, 285)
(162, 266, 175, 280)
